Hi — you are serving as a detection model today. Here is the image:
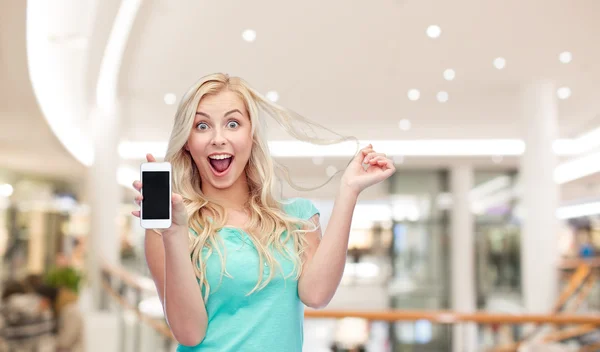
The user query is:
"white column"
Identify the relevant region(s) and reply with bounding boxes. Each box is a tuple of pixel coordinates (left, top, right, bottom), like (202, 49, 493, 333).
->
(87, 105, 122, 310)
(520, 81, 560, 313)
(451, 165, 477, 352)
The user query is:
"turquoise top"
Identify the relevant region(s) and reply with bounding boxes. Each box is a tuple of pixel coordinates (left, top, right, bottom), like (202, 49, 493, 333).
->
(176, 198, 320, 352)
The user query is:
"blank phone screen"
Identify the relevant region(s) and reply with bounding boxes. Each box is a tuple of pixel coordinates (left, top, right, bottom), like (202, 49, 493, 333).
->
(141, 171, 170, 220)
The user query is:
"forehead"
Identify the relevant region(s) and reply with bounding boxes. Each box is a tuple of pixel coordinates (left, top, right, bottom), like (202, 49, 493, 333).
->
(196, 90, 247, 115)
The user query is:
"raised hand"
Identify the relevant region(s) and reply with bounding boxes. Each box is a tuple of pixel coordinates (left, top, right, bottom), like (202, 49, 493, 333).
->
(131, 153, 188, 235)
(341, 144, 396, 195)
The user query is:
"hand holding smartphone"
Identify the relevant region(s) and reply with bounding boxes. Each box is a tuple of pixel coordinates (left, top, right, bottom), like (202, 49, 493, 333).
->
(132, 154, 187, 232)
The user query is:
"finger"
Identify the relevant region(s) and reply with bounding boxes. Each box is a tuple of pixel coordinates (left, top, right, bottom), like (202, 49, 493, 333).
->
(131, 210, 140, 218)
(369, 157, 395, 171)
(368, 157, 389, 169)
(135, 195, 143, 206)
(146, 154, 156, 162)
(383, 164, 396, 177)
(381, 158, 395, 170)
(364, 152, 386, 164)
(132, 180, 142, 192)
(368, 155, 387, 163)
(353, 144, 374, 162)
(362, 143, 374, 154)
(382, 159, 396, 173)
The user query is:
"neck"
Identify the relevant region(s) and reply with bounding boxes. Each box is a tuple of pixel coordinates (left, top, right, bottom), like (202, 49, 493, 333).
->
(201, 174, 250, 210)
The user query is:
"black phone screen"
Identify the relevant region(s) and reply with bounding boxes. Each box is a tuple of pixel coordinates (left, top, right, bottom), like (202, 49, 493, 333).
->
(141, 171, 170, 220)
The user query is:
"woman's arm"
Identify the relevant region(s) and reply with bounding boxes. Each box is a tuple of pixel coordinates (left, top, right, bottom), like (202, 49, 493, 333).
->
(298, 145, 394, 309)
(145, 231, 167, 303)
(145, 229, 208, 346)
(297, 186, 358, 309)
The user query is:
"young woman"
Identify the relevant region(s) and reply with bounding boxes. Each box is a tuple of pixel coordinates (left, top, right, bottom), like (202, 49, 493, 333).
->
(131, 73, 395, 351)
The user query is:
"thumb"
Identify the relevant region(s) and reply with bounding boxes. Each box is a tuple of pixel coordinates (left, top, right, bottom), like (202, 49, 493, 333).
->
(172, 193, 184, 209)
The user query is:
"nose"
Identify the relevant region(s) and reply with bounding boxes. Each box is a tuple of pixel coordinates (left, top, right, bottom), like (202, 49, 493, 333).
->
(211, 129, 227, 146)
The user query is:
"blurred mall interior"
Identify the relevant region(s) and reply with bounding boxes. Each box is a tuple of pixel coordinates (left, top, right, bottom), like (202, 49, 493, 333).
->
(1, 0, 600, 351)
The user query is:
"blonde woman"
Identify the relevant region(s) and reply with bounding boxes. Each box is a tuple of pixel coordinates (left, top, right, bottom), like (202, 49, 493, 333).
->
(131, 73, 395, 351)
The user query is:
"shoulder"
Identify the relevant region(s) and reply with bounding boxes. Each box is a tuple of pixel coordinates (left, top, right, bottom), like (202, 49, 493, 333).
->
(280, 198, 320, 221)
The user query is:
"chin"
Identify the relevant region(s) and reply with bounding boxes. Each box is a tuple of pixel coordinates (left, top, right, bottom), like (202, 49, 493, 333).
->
(208, 177, 237, 190)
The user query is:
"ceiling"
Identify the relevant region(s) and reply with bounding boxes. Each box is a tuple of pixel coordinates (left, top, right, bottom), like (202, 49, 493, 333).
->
(1, 0, 600, 204)
(0, 0, 84, 181)
(120, 0, 600, 143)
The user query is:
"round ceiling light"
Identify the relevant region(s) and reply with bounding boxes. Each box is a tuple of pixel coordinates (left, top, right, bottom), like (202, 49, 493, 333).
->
(426, 25, 441, 38)
(312, 157, 324, 165)
(559, 51, 572, 64)
(407, 89, 420, 101)
(557, 87, 571, 100)
(493, 57, 506, 70)
(398, 119, 411, 131)
(436, 91, 449, 103)
(242, 29, 256, 42)
(266, 91, 279, 102)
(443, 69, 455, 81)
(164, 93, 176, 105)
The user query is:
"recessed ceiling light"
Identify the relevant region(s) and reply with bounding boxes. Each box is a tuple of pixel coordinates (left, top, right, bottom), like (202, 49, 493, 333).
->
(393, 155, 405, 164)
(436, 91, 449, 103)
(163, 93, 176, 105)
(312, 157, 324, 165)
(266, 91, 279, 102)
(398, 119, 411, 131)
(557, 87, 571, 100)
(559, 51, 572, 64)
(326, 166, 338, 178)
(407, 89, 420, 101)
(443, 69, 455, 81)
(242, 29, 256, 42)
(493, 57, 506, 70)
(426, 25, 441, 39)
(492, 155, 503, 164)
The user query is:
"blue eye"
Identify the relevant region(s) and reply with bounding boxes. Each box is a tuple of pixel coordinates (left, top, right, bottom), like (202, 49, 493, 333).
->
(227, 121, 239, 129)
(196, 122, 209, 130)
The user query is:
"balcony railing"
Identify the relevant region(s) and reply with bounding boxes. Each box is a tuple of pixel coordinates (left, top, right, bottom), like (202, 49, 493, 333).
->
(100, 259, 600, 352)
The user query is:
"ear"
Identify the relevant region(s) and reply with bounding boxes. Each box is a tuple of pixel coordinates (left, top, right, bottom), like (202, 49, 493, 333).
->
(184, 143, 189, 151)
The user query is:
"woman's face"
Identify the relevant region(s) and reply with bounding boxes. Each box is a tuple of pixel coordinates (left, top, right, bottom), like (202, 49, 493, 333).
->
(186, 90, 253, 191)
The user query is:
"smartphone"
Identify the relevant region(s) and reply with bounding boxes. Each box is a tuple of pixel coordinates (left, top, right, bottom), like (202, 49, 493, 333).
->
(140, 162, 172, 229)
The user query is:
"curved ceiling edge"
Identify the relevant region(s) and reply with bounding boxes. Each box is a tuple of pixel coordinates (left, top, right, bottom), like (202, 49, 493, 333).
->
(25, 0, 143, 168)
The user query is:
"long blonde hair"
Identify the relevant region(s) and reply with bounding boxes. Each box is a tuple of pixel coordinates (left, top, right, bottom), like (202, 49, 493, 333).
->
(164, 73, 355, 299)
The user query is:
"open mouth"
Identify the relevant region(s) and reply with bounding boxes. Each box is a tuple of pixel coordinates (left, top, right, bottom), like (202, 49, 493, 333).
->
(208, 154, 234, 175)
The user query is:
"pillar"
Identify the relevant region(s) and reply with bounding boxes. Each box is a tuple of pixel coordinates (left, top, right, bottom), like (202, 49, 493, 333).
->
(87, 105, 122, 310)
(520, 81, 560, 313)
(451, 165, 477, 352)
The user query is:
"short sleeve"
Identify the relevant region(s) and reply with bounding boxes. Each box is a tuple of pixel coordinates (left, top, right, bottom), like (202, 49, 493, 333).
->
(282, 198, 320, 220)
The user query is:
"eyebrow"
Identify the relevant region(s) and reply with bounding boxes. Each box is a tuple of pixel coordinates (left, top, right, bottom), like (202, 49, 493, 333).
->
(195, 109, 243, 118)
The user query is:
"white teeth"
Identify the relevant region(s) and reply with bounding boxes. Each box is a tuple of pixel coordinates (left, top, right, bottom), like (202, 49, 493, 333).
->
(208, 154, 232, 160)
